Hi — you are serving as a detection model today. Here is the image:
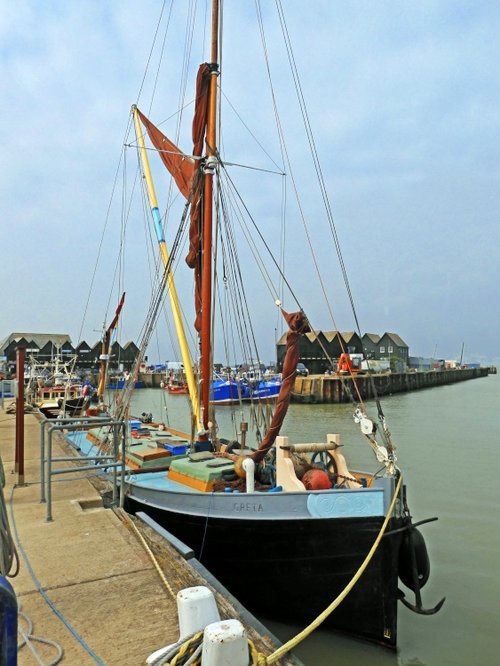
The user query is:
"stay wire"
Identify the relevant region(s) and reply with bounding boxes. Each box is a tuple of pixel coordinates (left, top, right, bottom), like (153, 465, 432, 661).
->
(274, 0, 392, 436)
(217, 178, 263, 369)
(275, 0, 360, 330)
(220, 164, 302, 312)
(78, 0, 171, 344)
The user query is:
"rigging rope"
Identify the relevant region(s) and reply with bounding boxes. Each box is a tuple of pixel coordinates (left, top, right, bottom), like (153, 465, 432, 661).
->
(115, 201, 192, 422)
(255, 0, 395, 448)
(17, 603, 64, 666)
(123, 513, 176, 600)
(265, 473, 403, 664)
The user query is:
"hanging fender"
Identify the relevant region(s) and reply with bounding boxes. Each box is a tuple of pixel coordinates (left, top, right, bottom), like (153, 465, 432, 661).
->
(387, 517, 446, 615)
(398, 527, 430, 590)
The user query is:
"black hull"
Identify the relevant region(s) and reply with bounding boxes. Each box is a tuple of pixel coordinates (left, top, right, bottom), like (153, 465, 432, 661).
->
(126, 497, 403, 647)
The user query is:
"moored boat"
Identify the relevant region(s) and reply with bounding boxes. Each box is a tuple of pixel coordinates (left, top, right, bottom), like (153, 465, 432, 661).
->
(77, 0, 444, 648)
(25, 353, 88, 417)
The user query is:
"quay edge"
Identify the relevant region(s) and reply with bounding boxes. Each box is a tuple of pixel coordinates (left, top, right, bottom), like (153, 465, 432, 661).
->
(293, 367, 491, 404)
(0, 404, 304, 666)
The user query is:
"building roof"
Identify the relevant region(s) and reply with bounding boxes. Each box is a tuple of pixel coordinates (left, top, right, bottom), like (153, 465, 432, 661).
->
(275, 329, 408, 350)
(381, 332, 408, 348)
(340, 331, 359, 344)
(0, 332, 71, 353)
(304, 330, 322, 343)
(362, 333, 381, 344)
(277, 330, 359, 345)
(122, 341, 139, 350)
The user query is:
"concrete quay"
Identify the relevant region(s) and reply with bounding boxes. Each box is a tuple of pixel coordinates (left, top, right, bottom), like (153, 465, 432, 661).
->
(0, 402, 301, 666)
(293, 367, 491, 403)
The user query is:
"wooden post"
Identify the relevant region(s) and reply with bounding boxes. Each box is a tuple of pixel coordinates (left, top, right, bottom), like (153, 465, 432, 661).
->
(15, 346, 25, 484)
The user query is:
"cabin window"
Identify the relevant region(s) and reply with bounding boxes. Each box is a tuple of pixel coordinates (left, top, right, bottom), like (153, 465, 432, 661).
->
(388, 346, 393, 353)
(380, 346, 385, 353)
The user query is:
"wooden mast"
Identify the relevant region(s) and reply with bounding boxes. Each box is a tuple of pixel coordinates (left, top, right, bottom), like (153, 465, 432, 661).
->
(200, 0, 220, 435)
(97, 292, 125, 402)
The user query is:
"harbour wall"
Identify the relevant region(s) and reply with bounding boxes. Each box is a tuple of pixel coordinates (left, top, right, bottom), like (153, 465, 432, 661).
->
(138, 371, 165, 388)
(292, 367, 490, 404)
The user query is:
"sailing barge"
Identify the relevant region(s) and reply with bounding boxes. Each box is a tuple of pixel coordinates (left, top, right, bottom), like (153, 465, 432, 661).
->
(73, 0, 445, 649)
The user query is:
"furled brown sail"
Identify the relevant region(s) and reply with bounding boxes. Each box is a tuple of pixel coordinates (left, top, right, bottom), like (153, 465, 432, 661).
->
(251, 310, 310, 464)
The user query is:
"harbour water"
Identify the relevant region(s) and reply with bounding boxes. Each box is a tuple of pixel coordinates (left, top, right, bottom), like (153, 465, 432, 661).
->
(129, 372, 500, 666)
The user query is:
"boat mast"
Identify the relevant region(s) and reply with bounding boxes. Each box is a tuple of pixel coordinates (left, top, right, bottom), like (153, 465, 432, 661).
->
(96, 292, 125, 403)
(132, 107, 202, 432)
(200, 0, 220, 434)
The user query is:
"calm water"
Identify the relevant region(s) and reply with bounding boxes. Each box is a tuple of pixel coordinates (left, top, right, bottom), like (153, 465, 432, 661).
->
(129, 373, 500, 666)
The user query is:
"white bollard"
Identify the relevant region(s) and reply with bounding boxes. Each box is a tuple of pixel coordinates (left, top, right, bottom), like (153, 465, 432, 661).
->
(146, 586, 220, 665)
(202, 619, 249, 666)
(177, 586, 221, 639)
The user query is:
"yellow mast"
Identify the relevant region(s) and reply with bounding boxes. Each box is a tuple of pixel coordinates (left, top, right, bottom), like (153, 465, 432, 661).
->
(132, 106, 201, 431)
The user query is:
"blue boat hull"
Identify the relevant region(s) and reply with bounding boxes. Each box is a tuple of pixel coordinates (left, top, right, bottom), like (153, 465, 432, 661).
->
(211, 378, 281, 404)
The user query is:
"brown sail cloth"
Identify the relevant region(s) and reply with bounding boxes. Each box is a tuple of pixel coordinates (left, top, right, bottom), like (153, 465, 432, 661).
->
(251, 310, 310, 465)
(97, 292, 126, 397)
(135, 62, 212, 335)
(135, 108, 195, 199)
(186, 63, 211, 333)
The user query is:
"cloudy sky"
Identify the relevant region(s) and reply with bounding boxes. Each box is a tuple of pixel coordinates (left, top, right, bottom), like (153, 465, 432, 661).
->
(1, 1, 499, 365)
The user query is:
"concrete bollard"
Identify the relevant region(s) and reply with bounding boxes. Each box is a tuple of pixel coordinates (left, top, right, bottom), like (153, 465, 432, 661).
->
(202, 619, 248, 666)
(177, 586, 220, 639)
(146, 586, 221, 665)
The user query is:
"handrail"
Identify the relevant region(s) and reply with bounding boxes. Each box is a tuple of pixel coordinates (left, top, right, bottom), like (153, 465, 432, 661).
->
(39, 417, 127, 522)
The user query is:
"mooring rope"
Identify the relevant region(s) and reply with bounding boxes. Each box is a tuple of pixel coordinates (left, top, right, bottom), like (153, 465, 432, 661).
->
(122, 512, 177, 601)
(131, 475, 402, 665)
(265, 474, 403, 664)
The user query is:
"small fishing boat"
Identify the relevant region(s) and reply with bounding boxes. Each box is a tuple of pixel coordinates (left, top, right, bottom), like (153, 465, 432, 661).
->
(210, 373, 282, 405)
(165, 381, 188, 394)
(25, 353, 86, 417)
(161, 373, 189, 394)
(106, 375, 145, 390)
(210, 376, 249, 405)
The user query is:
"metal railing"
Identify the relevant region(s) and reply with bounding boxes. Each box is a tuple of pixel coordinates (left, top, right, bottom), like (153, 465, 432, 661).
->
(39, 416, 127, 522)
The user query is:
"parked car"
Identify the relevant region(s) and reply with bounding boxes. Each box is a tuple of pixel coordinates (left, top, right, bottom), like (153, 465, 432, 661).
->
(296, 362, 309, 376)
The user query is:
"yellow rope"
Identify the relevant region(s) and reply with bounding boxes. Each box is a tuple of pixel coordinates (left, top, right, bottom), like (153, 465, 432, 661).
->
(265, 474, 403, 665)
(169, 631, 204, 665)
(123, 512, 177, 600)
(121, 477, 402, 666)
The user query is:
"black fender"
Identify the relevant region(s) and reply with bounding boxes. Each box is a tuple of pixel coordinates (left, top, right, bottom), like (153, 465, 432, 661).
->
(398, 527, 430, 591)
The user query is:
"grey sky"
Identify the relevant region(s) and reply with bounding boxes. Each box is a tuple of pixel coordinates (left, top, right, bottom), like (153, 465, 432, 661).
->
(1, 1, 499, 365)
